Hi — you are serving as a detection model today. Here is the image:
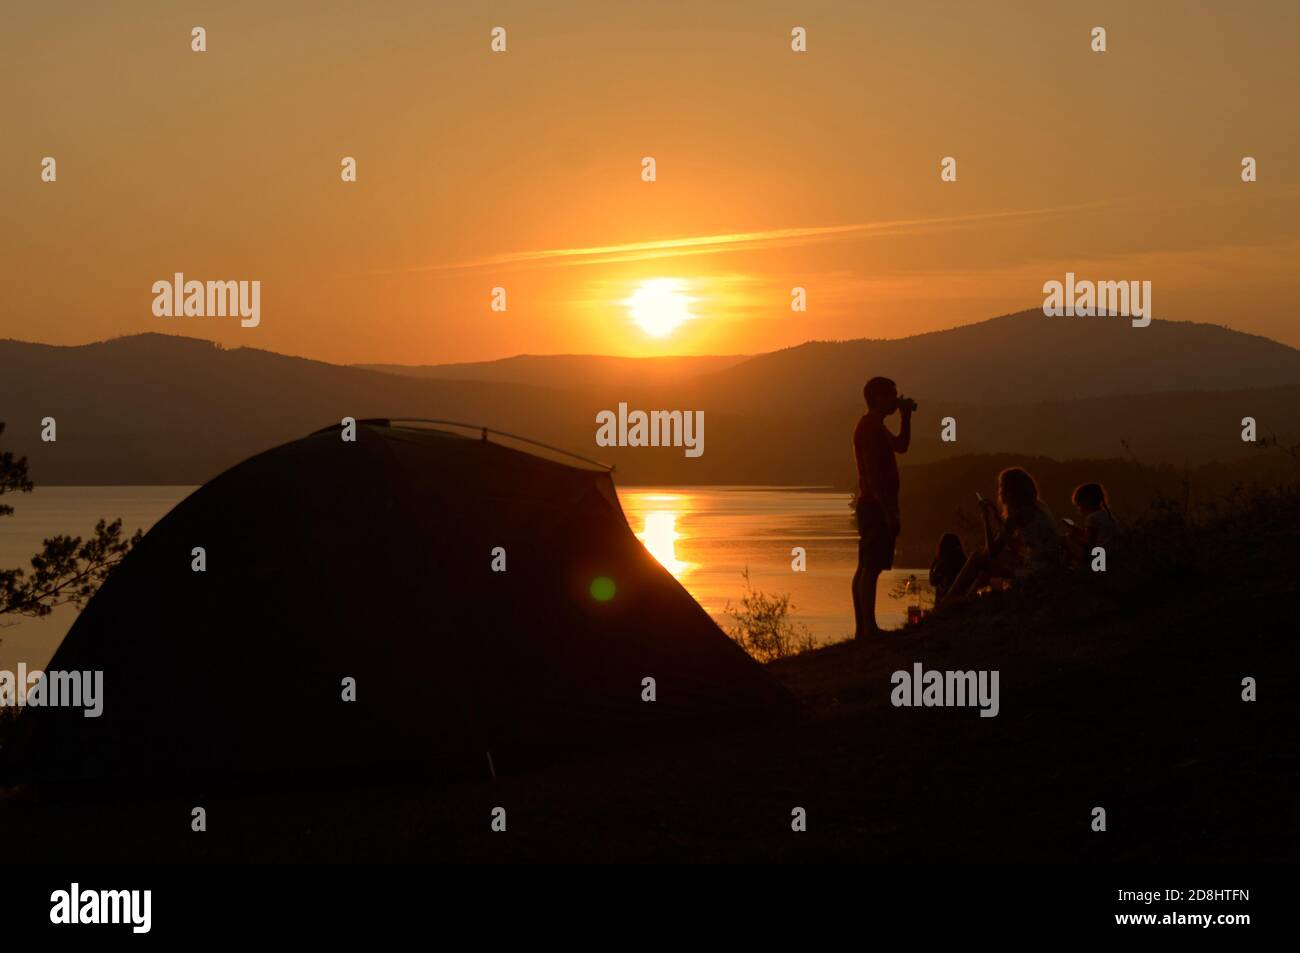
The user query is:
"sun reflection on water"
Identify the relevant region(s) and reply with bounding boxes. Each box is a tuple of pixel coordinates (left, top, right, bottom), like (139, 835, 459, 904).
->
(626, 492, 693, 578)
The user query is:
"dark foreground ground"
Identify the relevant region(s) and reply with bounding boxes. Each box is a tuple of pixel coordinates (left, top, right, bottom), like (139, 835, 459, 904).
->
(4, 487, 1299, 863)
(4, 584, 1297, 862)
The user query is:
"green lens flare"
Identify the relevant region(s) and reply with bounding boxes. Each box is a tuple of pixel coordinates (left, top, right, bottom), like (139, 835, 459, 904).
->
(589, 576, 616, 601)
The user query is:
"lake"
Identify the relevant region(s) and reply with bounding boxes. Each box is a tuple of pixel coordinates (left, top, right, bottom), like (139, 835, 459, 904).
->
(0, 486, 926, 671)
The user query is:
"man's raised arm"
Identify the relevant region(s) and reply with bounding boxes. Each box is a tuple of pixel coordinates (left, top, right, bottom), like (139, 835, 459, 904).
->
(890, 407, 913, 453)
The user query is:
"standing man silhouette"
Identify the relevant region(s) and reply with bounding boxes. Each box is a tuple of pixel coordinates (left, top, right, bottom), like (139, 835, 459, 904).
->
(852, 377, 914, 640)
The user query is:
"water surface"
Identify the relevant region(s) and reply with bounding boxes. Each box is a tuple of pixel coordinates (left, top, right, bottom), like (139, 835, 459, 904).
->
(0, 485, 924, 671)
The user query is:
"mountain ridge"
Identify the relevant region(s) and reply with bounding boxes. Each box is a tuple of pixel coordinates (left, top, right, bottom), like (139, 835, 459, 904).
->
(4, 311, 1299, 485)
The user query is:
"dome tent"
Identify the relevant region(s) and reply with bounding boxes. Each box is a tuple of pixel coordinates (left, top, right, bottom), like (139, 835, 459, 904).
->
(14, 421, 789, 785)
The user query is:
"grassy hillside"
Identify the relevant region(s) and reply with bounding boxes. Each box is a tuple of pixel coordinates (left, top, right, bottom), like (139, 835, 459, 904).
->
(889, 448, 1299, 565)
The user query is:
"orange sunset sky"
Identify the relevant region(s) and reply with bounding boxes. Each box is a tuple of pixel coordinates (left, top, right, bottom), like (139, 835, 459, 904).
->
(3, 0, 1298, 364)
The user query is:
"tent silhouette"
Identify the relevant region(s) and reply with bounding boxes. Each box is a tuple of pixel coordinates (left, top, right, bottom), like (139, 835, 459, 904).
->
(14, 421, 789, 785)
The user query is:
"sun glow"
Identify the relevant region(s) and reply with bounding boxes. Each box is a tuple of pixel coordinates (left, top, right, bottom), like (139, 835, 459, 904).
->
(624, 278, 695, 337)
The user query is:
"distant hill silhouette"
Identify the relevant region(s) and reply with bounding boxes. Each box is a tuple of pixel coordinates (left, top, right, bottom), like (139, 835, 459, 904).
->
(358, 353, 748, 391)
(366, 310, 1300, 414)
(0, 334, 587, 485)
(674, 309, 1300, 413)
(3, 311, 1299, 486)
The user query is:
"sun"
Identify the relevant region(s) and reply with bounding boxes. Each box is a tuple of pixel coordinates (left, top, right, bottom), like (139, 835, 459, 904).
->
(624, 278, 695, 337)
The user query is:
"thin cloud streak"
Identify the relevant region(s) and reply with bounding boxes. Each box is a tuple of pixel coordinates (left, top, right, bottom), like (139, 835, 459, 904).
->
(373, 202, 1112, 276)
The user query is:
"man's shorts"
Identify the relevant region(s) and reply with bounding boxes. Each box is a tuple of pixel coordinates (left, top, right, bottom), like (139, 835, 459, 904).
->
(855, 500, 897, 571)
